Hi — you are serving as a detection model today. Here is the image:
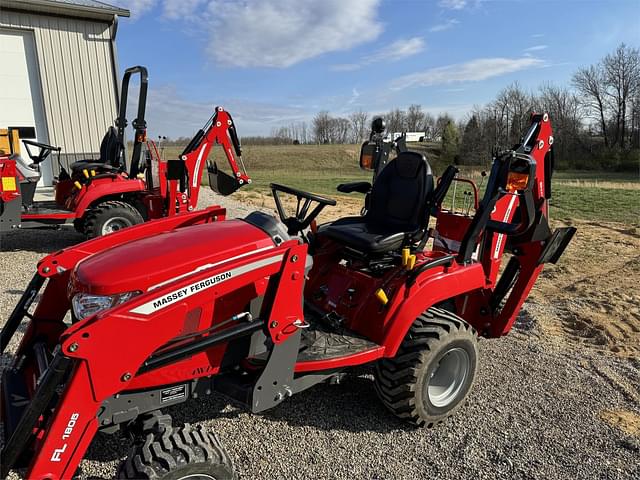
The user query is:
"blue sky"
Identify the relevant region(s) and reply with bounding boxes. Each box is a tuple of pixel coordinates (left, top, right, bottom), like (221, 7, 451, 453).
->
(112, 0, 640, 137)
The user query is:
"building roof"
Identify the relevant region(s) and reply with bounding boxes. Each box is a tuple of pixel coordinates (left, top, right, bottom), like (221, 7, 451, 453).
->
(0, 0, 130, 20)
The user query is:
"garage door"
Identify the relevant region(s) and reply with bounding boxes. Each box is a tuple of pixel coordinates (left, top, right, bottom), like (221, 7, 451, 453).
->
(0, 28, 52, 186)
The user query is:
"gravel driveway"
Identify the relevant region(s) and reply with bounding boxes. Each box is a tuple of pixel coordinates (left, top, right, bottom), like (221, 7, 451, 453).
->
(1, 190, 638, 479)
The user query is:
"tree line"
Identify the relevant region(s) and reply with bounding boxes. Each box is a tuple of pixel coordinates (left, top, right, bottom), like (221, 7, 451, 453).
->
(247, 43, 639, 171)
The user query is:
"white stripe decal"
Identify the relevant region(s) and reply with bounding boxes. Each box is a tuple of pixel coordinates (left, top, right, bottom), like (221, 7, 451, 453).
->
(493, 195, 517, 259)
(192, 142, 208, 188)
(149, 245, 275, 291)
(131, 254, 283, 315)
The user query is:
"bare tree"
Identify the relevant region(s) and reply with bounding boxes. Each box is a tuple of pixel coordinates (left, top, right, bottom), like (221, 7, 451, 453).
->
(406, 104, 425, 132)
(313, 111, 332, 144)
(603, 43, 640, 148)
(349, 110, 369, 143)
(573, 64, 610, 147)
(386, 108, 406, 133)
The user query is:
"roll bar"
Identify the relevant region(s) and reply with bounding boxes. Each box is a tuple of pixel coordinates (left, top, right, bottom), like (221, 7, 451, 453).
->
(115, 66, 149, 177)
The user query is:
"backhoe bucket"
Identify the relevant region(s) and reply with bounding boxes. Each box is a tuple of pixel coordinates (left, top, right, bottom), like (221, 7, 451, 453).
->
(207, 162, 241, 196)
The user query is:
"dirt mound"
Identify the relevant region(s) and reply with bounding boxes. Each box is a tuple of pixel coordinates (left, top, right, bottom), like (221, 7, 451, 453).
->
(601, 409, 640, 437)
(531, 219, 640, 358)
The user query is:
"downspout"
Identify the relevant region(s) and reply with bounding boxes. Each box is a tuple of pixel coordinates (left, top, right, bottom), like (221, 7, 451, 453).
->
(109, 15, 122, 114)
(109, 15, 125, 159)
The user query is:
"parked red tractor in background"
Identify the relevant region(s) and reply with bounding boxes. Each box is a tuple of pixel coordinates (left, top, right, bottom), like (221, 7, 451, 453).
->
(0, 113, 575, 479)
(0, 66, 250, 238)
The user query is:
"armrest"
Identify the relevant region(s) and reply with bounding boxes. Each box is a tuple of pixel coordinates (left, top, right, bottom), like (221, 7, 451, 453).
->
(337, 181, 371, 194)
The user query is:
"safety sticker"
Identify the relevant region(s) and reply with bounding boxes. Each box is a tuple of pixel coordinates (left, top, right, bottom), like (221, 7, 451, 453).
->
(2, 176, 16, 191)
(161, 384, 187, 403)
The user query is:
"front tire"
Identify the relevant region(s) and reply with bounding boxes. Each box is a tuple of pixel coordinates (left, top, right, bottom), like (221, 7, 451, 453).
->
(374, 307, 478, 427)
(118, 423, 235, 480)
(83, 200, 144, 238)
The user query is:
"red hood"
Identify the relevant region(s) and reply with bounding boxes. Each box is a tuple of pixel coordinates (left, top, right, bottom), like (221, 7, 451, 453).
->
(71, 219, 275, 295)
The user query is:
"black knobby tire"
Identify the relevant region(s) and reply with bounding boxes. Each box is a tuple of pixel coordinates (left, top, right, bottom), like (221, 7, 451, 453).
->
(83, 200, 144, 238)
(118, 423, 235, 480)
(374, 307, 478, 427)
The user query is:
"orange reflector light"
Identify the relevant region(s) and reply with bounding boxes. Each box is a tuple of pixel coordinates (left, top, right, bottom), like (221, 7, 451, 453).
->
(91, 170, 96, 177)
(74, 181, 82, 190)
(506, 172, 529, 192)
(360, 153, 373, 170)
(82, 169, 90, 179)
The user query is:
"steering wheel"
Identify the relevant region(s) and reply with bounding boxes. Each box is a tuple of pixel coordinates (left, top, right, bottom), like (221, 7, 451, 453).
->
(270, 183, 336, 235)
(22, 139, 61, 164)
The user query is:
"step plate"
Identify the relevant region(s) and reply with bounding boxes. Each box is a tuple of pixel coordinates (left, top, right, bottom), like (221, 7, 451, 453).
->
(298, 327, 378, 362)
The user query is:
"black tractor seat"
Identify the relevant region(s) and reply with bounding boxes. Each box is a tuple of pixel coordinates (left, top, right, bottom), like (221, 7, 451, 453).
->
(321, 151, 433, 254)
(70, 127, 124, 175)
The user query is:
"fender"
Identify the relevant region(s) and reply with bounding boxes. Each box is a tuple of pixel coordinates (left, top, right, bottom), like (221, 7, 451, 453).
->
(69, 177, 146, 217)
(380, 262, 486, 357)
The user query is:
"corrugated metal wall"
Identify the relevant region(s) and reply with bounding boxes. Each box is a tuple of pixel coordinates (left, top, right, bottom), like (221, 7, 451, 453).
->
(0, 9, 118, 173)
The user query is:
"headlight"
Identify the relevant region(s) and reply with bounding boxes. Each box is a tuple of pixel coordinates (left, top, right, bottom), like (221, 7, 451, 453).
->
(72, 291, 140, 320)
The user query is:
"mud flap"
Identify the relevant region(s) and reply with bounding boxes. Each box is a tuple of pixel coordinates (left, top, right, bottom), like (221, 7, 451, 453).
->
(0, 196, 20, 232)
(537, 227, 577, 265)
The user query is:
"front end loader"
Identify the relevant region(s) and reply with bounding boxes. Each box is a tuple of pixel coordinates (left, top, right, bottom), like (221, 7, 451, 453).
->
(0, 113, 575, 479)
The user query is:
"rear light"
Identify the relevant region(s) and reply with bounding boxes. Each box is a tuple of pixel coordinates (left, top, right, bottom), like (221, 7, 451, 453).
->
(360, 152, 373, 170)
(506, 172, 529, 192)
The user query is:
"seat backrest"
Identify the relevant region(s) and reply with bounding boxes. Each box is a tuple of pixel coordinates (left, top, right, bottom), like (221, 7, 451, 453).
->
(99, 127, 124, 168)
(365, 151, 433, 233)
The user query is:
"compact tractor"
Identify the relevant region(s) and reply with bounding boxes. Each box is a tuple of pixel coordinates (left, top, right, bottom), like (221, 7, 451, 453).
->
(0, 113, 575, 479)
(0, 66, 250, 238)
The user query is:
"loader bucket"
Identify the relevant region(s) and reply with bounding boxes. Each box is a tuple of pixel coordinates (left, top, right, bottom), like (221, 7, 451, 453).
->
(207, 161, 241, 196)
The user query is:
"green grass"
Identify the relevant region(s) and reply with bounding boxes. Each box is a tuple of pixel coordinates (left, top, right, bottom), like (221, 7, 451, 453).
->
(163, 143, 639, 226)
(550, 184, 639, 224)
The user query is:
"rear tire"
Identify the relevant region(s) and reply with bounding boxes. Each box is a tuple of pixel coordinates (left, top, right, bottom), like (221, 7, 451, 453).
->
(118, 423, 235, 480)
(374, 307, 478, 427)
(83, 200, 144, 238)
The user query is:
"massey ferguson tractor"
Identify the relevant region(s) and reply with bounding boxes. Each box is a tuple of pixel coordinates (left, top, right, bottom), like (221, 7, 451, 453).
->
(0, 66, 250, 238)
(0, 113, 575, 479)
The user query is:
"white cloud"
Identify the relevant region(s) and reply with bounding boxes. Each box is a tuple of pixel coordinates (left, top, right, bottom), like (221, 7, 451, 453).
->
(438, 0, 468, 10)
(438, 0, 483, 10)
(429, 19, 460, 32)
(524, 45, 548, 52)
(348, 88, 360, 105)
(116, 0, 383, 68)
(114, 0, 158, 17)
(163, 0, 205, 20)
(331, 36, 425, 71)
(131, 84, 308, 137)
(391, 57, 544, 90)
(204, 0, 383, 68)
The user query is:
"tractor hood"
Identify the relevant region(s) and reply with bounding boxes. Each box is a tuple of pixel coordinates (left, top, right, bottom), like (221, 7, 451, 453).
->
(70, 219, 276, 296)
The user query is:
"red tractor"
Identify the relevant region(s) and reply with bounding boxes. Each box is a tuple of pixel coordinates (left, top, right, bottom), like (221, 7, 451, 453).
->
(0, 66, 250, 238)
(0, 114, 575, 479)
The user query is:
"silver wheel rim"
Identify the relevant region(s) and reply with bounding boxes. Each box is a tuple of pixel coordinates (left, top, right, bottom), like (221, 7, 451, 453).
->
(178, 475, 216, 480)
(426, 347, 470, 408)
(101, 216, 130, 234)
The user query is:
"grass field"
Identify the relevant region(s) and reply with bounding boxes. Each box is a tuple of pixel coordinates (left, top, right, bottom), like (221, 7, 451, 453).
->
(163, 143, 639, 225)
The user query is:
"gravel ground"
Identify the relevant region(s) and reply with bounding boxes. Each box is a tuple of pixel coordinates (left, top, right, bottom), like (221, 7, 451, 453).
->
(1, 189, 638, 479)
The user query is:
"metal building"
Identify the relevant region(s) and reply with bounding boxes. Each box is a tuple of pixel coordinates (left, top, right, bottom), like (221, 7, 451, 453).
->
(0, 0, 129, 186)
